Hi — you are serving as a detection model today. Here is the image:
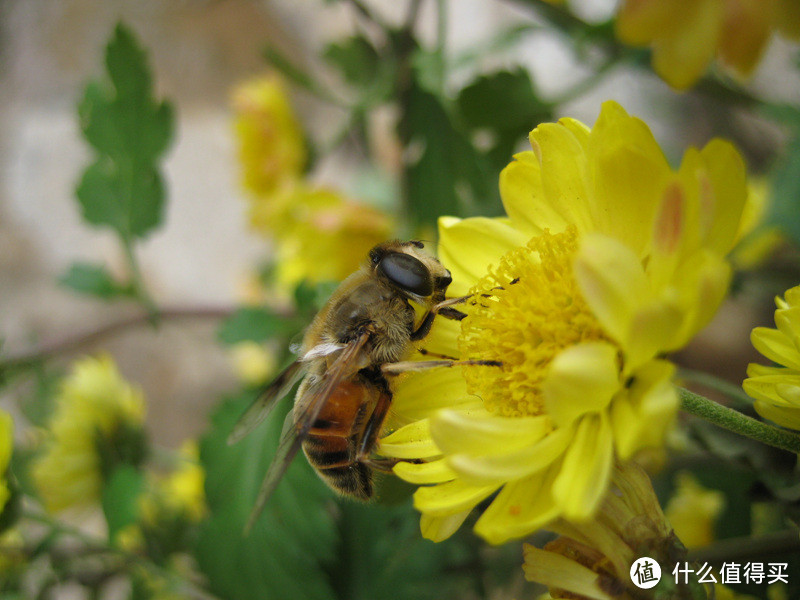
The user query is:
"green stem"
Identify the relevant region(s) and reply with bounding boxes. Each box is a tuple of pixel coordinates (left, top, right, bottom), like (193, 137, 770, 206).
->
(121, 235, 159, 324)
(678, 368, 754, 409)
(679, 387, 800, 454)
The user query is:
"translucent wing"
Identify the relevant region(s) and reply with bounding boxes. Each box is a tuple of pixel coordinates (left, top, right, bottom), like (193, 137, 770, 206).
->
(227, 359, 306, 445)
(244, 331, 371, 533)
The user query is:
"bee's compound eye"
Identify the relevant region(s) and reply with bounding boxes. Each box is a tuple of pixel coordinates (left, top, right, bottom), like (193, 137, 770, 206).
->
(378, 253, 433, 296)
(438, 270, 452, 289)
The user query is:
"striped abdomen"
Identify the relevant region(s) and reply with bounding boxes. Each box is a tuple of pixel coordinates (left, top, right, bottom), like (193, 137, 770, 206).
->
(301, 379, 385, 499)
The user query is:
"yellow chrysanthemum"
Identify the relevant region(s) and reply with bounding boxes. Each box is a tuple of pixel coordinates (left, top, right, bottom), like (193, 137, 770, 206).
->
(743, 285, 800, 429)
(229, 341, 277, 387)
(32, 355, 146, 513)
(0, 410, 12, 517)
(252, 183, 392, 289)
(381, 100, 748, 544)
(140, 440, 207, 525)
(616, 0, 800, 89)
(232, 75, 306, 197)
(664, 472, 725, 548)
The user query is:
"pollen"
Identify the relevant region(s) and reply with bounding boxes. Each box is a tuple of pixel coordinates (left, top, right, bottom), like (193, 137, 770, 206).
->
(459, 227, 609, 418)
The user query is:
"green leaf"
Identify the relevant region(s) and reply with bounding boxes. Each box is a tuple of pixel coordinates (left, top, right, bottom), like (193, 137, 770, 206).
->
(197, 393, 337, 600)
(457, 68, 551, 170)
(324, 36, 381, 87)
(76, 22, 174, 239)
(400, 82, 501, 228)
(59, 262, 130, 299)
(101, 465, 145, 541)
(217, 307, 290, 345)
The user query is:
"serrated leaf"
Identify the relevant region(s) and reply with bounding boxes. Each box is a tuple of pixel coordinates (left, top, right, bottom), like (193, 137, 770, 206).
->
(59, 262, 129, 299)
(197, 393, 337, 600)
(400, 82, 501, 228)
(102, 465, 144, 541)
(217, 307, 290, 345)
(76, 22, 173, 239)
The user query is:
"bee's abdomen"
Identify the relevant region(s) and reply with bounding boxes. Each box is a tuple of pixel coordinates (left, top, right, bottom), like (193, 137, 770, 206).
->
(303, 435, 373, 499)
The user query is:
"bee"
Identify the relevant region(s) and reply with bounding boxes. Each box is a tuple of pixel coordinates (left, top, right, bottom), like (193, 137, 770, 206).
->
(228, 240, 498, 531)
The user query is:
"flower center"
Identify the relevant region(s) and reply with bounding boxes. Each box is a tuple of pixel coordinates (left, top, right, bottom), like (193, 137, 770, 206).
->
(459, 226, 609, 417)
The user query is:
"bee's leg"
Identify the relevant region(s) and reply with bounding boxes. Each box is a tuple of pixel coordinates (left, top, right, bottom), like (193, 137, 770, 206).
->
(411, 295, 471, 341)
(355, 390, 393, 464)
(416, 348, 458, 360)
(381, 359, 501, 375)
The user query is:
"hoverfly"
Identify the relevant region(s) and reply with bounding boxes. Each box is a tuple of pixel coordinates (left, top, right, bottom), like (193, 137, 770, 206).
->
(228, 240, 497, 531)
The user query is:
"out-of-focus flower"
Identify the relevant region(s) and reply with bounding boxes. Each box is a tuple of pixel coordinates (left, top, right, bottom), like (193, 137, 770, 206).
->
(0, 411, 12, 516)
(616, 0, 800, 89)
(743, 285, 800, 429)
(380, 101, 748, 544)
(32, 355, 146, 513)
(0, 529, 25, 581)
(233, 75, 306, 196)
(664, 472, 725, 549)
(730, 178, 783, 270)
(229, 341, 277, 387)
(522, 462, 689, 600)
(140, 440, 207, 526)
(252, 183, 392, 289)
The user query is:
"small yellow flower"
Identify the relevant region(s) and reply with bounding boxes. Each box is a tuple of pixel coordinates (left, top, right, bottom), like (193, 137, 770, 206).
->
(522, 463, 682, 600)
(743, 285, 800, 429)
(616, 0, 800, 89)
(229, 341, 277, 386)
(730, 179, 783, 271)
(232, 75, 306, 197)
(381, 101, 748, 544)
(0, 410, 12, 516)
(32, 355, 146, 513)
(664, 472, 725, 548)
(253, 183, 392, 288)
(0, 528, 25, 578)
(140, 441, 207, 526)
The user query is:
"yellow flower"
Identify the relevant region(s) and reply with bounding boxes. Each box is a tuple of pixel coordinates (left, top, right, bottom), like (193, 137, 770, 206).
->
(380, 100, 748, 544)
(616, 0, 800, 89)
(664, 472, 725, 548)
(730, 179, 783, 271)
(743, 285, 800, 429)
(252, 183, 392, 288)
(229, 341, 277, 386)
(0, 410, 12, 517)
(232, 75, 306, 197)
(140, 441, 207, 525)
(0, 528, 25, 578)
(522, 462, 684, 600)
(32, 355, 146, 513)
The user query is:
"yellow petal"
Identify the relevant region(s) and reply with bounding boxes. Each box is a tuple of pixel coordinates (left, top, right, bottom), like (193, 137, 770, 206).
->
(587, 101, 671, 254)
(616, 0, 685, 45)
(393, 458, 457, 484)
(751, 327, 800, 371)
(431, 408, 550, 456)
(552, 413, 613, 521)
(420, 510, 472, 542)
(447, 425, 571, 484)
(390, 368, 475, 425)
(522, 544, 614, 600)
(543, 342, 621, 427)
(499, 151, 553, 237)
(718, 0, 774, 76)
(651, 0, 723, 90)
(413, 479, 498, 516)
(380, 419, 441, 459)
(474, 466, 562, 544)
(438, 216, 527, 297)
(574, 233, 649, 346)
(528, 122, 593, 233)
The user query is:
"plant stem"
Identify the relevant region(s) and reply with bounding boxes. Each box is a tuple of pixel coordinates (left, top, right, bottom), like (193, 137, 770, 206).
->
(678, 368, 754, 409)
(121, 235, 159, 324)
(679, 387, 800, 455)
(1, 305, 235, 370)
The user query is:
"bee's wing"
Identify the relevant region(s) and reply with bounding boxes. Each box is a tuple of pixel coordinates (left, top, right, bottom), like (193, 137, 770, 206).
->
(244, 331, 371, 533)
(227, 359, 307, 445)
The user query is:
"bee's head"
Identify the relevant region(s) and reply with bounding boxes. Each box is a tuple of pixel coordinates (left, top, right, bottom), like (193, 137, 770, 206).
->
(369, 240, 452, 301)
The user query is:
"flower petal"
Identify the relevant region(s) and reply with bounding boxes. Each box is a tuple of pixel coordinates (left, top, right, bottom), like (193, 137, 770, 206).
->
(420, 511, 472, 542)
(751, 327, 800, 371)
(522, 544, 614, 600)
(393, 458, 457, 484)
(500, 151, 565, 236)
(552, 413, 613, 521)
(380, 419, 441, 459)
(432, 408, 551, 456)
(438, 216, 528, 296)
(543, 342, 621, 427)
(413, 479, 499, 516)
